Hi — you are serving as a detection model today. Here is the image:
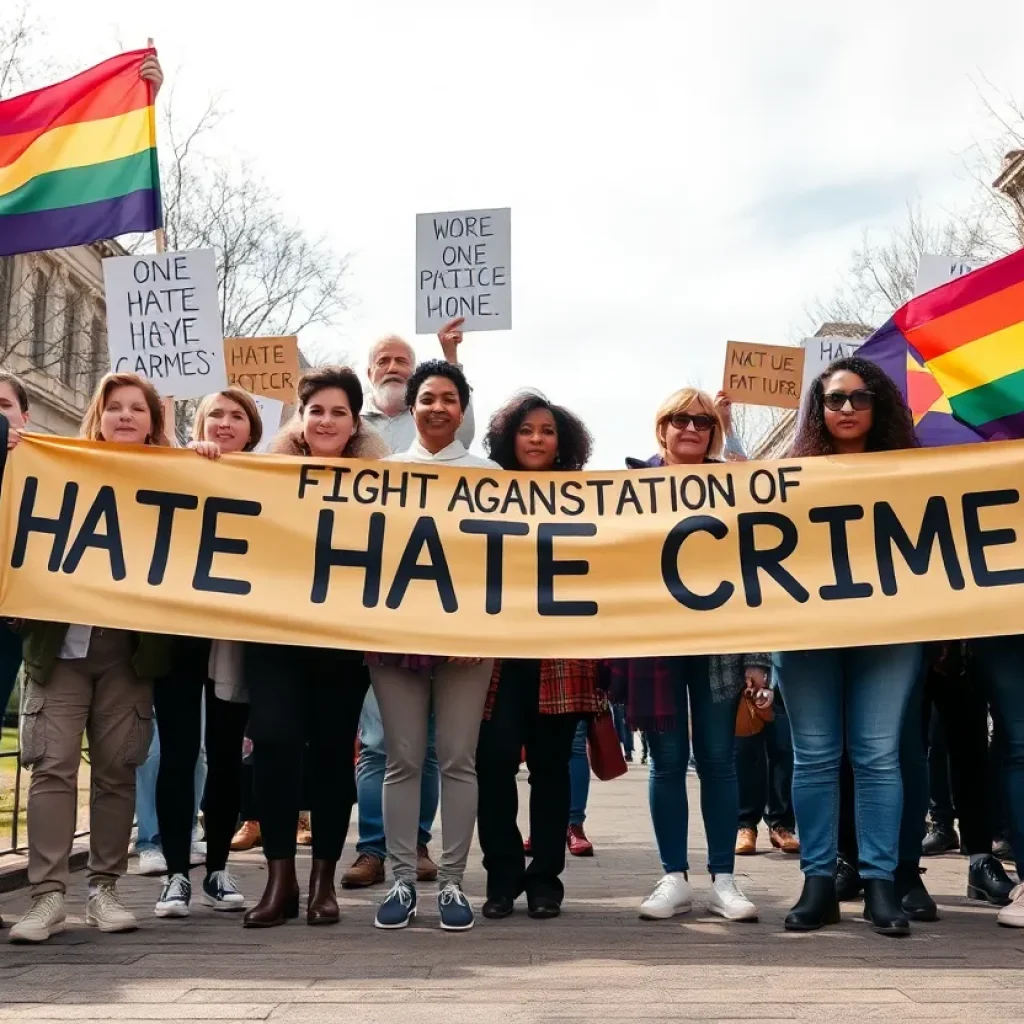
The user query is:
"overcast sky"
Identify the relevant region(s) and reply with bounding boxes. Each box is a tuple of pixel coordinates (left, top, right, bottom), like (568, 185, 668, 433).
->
(35, 0, 1024, 465)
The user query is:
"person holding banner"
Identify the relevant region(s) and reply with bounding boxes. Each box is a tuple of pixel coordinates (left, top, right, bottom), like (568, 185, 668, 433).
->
(149, 387, 264, 920)
(10, 374, 171, 944)
(368, 360, 499, 932)
(778, 357, 922, 936)
(242, 367, 387, 929)
(613, 387, 765, 924)
(475, 392, 603, 921)
(362, 318, 476, 453)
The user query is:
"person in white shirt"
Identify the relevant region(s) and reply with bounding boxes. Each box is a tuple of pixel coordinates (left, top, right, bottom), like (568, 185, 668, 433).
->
(368, 360, 498, 934)
(362, 318, 476, 454)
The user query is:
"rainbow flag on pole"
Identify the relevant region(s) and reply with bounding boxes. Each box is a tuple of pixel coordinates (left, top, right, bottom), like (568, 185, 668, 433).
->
(0, 49, 161, 257)
(858, 246, 1024, 445)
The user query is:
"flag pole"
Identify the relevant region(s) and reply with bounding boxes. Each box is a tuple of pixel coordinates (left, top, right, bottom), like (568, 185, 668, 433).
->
(146, 37, 167, 255)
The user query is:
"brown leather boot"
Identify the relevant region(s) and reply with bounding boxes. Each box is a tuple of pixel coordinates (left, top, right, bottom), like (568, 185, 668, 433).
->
(307, 859, 340, 925)
(341, 852, 386, 889)
(242, 858, 299, 928)
(230, 820, 262, 852)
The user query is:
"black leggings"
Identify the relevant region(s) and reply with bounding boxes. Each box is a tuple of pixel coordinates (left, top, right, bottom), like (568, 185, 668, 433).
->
(154, 637, 248, 878)
(245, 642, 369, 862)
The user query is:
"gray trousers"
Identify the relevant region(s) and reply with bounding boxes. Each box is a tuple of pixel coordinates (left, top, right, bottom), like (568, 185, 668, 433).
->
(370, 661, 492, 887)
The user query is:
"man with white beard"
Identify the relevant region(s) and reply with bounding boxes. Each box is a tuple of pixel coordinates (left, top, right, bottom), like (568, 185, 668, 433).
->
(361, 317, 476, 453)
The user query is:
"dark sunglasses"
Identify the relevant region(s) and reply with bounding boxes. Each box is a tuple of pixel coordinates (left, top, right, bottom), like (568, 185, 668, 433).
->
(823, 389, 874, 412)
(667, 412, 716, 432)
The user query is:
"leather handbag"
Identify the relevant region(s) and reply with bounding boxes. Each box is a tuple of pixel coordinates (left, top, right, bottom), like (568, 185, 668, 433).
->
(587, 711, 628, 781)
(735, 692, 775, 737)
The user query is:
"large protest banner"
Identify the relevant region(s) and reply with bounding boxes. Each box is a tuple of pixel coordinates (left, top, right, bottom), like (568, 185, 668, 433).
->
(103, 249, 227, 399)
(2, 436, 1023, 658)
(415, 208, 511, 333)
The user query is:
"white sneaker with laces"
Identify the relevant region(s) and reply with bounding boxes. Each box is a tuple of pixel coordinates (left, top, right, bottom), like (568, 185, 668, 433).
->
(202, 870, 245, 910)
(136, 847, 167, 877)
(155, 873, 192, 918)
(639, 872, 693, 919)
(997, 883, 1024, 927)
(708, 874, 758, 922)
(9, 892, 66, 944)
(87, 883, 138, 933)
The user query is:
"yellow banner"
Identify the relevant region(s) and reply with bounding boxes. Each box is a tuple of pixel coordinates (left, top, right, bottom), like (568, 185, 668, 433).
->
(1, 435, 1023, 658)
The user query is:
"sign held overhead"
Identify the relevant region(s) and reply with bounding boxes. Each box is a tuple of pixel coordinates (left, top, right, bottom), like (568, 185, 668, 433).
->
(225, 336, 300, 403)
(416, 207, 511, 333)
(723, 341, 805, 410)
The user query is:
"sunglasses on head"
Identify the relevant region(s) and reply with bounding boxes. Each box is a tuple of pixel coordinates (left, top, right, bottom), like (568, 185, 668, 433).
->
(823, 389, 874, 412)
(668, 412, 716, 432)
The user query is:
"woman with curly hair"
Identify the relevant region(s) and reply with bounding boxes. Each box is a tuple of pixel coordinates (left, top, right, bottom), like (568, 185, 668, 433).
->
(475, 393, 604, 921)
(778, 356, 923, 937)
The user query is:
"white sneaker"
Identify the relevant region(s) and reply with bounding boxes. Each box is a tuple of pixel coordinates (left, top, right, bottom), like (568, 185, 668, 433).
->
(997, 883, 1024, 927)
(136, 847, 167, 877)
(190, 841, 207, 867)
(708, 874, 758, 922)
(86, 883, 138, 933)
(155, 873, 192, 918)
(9, 893, 67, 944)
(639, 872, 693, 920)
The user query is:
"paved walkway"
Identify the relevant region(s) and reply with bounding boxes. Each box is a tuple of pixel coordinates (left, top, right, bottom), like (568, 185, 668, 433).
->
(1, 768, 1023, 1022)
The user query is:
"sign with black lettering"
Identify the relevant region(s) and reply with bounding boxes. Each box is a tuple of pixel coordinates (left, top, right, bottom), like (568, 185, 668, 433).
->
(800, 336, 866, 395)
(225, 337, 300, 403)
(102, 249, 226, 399)
(415, 208, 511, 333)
(914, 254, 988, 297)
(723, 341, 805, 410)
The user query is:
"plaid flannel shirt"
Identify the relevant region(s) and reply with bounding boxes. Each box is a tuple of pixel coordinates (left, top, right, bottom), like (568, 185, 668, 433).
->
(484, 658, 604, 720)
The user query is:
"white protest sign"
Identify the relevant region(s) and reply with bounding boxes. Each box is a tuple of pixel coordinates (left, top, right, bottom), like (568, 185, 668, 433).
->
(913, 254, 988, 297)
(800, 336, 866, 395)
(416, 207, 511, 334)
(102, 248, 227, 400)
(251, 395, 284, 454)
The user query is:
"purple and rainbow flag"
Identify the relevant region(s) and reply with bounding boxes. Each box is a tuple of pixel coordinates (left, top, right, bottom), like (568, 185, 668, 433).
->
(858, 246, 1024, 447)
(0, 49, 162, 257)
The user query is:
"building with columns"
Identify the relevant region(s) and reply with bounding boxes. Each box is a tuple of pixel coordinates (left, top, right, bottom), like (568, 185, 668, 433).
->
(0, 240, 124, 436)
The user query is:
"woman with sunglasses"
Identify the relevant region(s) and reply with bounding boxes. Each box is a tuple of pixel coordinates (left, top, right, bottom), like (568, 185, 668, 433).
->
(779, 356, 922, 936)
(613, 387, 769, 923)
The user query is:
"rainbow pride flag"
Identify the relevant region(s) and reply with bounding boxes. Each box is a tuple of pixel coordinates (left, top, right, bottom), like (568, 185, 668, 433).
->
(0, 49, 162, 258)
(858, 247, 1024, 445)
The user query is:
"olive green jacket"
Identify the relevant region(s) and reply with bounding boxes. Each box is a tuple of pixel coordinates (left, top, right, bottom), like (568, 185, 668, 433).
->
(21, 621, 172, 686)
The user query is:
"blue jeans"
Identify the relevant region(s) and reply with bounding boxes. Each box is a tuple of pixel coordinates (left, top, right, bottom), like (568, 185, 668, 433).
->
(776, 643, 921, 881)
(612, 704, 633, 756)
(647, 656, 739, 876)
(136, 708, 208, 851)
(356, 688, 439, 857)
(568, 719, 590, 826)
(972, 634, 1024, 877)
(899, 656, 933, 863)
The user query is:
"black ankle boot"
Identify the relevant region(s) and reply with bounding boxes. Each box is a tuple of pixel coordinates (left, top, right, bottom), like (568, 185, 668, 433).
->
(785, 876, 841, 932)
(862, 878, 910, 936)
(895, 862, 938, 922)
(835, 856, 863, 902)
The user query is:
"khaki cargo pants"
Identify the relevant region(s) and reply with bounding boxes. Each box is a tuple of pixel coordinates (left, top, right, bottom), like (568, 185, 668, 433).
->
(20, 629, 154, 896)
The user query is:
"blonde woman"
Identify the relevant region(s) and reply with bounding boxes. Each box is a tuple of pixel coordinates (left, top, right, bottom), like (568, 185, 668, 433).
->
(11, 374, 172, 944)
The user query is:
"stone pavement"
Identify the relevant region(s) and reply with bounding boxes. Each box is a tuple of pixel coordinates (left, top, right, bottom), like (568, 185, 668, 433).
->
(1, 767, 1023, 1023)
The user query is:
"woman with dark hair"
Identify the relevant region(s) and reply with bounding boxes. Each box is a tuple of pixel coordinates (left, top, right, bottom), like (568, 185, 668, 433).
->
(778, 356, 922, 936)
(368, 359, 500, 933)
(475, 393, 603, 921)
(242, 366, 389, 929)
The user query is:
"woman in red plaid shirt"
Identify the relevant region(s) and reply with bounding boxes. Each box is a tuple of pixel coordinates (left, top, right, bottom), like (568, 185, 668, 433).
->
(475, 393, 603, 921)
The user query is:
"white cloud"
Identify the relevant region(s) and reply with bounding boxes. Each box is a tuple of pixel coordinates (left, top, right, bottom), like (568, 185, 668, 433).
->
(36, 0, 1024, 464)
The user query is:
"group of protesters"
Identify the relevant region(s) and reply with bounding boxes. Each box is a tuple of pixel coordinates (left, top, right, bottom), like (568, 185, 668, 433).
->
(2, 307, 1024, 945)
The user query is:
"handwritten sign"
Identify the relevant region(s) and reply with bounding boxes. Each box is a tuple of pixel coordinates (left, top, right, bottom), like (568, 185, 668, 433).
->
(225, 337, 300, 403)
(102, 249, 226, 400)
(800, 336, 866, 395)
(914, 254, 988, 297)
(415, 207, 511, 334)
(723, 342, 805, 410)
(251, 395, 284, 453)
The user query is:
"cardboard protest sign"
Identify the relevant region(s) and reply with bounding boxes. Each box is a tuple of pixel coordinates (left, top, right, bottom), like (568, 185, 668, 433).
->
(416, 208, 511, 333)
(225, 337, 300, 403)
(723, 342, 804, 409)
(5, 436, 1024, 658)
(800, 336, 866, 394)
(914, 254, 988, 297)
(251, 395, 284, 453)
(102, 249, 226, 400)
